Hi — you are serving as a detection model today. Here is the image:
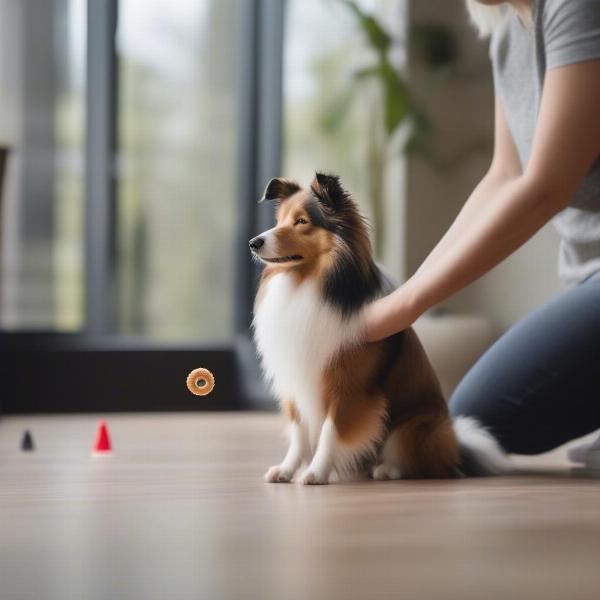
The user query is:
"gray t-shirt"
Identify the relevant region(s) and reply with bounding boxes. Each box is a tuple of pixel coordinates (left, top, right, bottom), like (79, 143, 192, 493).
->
(489, 0, 600, 286)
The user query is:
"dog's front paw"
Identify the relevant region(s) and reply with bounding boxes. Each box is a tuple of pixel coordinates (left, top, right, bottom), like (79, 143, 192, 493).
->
(298, 468, 329, 485)
(371, 463, 402, 481)
(264, 464, 295, 483)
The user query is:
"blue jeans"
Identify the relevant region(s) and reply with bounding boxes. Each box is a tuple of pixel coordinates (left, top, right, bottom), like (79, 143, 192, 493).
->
(449, 270, 600, 455)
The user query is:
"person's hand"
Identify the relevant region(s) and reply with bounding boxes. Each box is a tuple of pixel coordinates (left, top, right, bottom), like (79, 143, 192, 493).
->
(361, 283, 422, 342)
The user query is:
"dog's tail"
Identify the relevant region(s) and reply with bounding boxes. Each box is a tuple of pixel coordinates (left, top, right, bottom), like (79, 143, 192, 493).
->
(453, 416, 512, 476)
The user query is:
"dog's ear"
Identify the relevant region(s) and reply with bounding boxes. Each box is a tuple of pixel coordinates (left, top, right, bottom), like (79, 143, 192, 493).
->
(258, 177, 300, 203)
(310, 172, 348, 212)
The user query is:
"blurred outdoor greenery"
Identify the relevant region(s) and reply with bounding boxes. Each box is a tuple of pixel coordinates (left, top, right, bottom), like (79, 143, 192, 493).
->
(54, 0, 85, 331)
(116, 0, 238, 341)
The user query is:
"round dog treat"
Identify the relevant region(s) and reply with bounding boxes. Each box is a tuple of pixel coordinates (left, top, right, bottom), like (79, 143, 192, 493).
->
(186, 367, 215, 396)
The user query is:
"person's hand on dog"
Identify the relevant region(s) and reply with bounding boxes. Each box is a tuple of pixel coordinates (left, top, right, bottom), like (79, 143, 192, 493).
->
(361, 281, 422, 342)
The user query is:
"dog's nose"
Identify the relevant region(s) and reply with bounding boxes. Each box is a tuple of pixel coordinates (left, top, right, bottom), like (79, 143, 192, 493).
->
(249, 236, 264, 251)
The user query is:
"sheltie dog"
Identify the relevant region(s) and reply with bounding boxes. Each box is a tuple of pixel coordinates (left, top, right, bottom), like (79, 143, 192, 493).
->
(251, 173, 509, 484)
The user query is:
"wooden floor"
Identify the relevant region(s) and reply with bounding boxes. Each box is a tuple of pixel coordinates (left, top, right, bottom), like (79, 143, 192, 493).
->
(1, 413, 599, 600)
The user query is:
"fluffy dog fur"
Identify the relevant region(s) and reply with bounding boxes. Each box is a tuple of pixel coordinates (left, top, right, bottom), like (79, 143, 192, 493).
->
(251, 173, 510, 484)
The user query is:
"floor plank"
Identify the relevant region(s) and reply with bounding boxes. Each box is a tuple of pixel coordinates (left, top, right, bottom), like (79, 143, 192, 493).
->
(1, 413, 599, 600)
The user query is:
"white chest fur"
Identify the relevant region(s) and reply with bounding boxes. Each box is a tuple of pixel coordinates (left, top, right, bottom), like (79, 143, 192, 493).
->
(253, 273, 362, 439)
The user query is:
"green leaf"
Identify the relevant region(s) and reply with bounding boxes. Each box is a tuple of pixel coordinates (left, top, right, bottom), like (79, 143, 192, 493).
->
(341, 0, 392, 52)
(378, 59, 410, 135)
(404, 107, 432, 154)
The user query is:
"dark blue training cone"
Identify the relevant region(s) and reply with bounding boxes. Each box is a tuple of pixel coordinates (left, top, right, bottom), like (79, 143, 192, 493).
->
(21, 430, 35, 452)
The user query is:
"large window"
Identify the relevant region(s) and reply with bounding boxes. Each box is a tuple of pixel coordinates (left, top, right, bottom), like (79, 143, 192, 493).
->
(116, 0, 241, 342)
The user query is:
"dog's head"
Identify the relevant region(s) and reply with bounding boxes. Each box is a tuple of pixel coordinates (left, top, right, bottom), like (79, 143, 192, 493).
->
(249, 172, 371, 270)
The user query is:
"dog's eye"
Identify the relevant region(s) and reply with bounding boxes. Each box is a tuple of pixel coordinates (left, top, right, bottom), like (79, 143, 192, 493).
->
(294, 218, 308, 226)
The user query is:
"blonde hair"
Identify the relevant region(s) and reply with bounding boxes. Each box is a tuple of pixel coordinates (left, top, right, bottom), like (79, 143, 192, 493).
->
(465, 1, 508, 38)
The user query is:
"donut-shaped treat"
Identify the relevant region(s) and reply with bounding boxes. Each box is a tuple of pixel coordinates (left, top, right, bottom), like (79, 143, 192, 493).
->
(186, 368, 215, 396)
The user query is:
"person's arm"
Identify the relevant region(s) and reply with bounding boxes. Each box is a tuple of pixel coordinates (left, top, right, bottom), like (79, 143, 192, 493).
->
(363, 59, 600, 342)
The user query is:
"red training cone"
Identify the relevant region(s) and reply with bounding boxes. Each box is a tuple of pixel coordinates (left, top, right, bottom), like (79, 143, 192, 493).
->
(92, 420, 113, 455)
